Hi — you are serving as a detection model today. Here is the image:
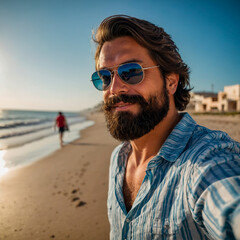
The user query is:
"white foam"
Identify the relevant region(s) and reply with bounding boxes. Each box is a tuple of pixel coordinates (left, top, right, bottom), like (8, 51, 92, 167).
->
(0, 120, 94, 175)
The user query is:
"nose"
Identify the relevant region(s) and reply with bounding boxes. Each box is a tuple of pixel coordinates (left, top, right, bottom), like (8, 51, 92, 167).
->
(109, 70, 128, 95)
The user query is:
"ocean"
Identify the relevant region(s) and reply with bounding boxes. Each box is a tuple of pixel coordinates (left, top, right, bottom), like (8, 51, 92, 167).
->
(0, 109, 94, 175)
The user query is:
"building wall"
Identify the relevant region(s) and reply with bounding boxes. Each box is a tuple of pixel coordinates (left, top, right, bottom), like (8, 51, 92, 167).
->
(202, 97, 219, 111)
(191, 84, 240, 112)
(224, 84, 240, 100)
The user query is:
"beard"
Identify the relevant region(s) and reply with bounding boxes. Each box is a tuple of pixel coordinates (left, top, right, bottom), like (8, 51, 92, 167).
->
(103, 87, 169, 141)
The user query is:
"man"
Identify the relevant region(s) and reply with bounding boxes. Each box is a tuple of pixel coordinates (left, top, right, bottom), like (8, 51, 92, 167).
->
(91, 15, 240, 239)
(54, 111, 68, 147)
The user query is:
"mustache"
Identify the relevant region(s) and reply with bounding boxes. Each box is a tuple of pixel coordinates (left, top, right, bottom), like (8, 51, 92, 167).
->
(103, 94, 148, 111)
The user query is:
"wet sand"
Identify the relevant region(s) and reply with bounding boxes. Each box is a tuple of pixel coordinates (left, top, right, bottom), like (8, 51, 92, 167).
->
(0, 111, 239, 240)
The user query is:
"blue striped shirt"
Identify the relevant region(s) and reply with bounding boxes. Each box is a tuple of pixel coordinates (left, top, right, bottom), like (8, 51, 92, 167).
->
(107, 112, 240, 240)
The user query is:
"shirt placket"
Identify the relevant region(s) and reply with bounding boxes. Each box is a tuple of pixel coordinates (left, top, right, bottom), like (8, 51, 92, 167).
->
(121, 168, 154, 240)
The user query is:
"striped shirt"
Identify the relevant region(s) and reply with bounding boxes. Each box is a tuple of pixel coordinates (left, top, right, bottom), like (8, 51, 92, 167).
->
(107, 112, 240, 240)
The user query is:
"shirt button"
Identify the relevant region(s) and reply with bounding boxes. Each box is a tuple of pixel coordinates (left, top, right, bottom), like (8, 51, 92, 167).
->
(126, 218, 130, 223)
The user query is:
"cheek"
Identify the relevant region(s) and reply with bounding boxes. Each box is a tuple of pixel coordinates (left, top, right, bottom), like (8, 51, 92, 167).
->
(139, 73, 164, 95)
(103, 91, 109, 102)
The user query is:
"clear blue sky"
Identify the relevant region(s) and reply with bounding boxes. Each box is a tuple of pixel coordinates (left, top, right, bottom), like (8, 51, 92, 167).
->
(0, 0, 239, 111)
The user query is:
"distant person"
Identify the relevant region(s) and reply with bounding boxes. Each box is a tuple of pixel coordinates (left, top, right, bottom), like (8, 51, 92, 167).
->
(54, 112, 68, 147)
(91, 15, 240, 239)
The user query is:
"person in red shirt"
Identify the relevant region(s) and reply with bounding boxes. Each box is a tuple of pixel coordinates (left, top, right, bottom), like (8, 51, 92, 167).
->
(54, 112, 68, 147)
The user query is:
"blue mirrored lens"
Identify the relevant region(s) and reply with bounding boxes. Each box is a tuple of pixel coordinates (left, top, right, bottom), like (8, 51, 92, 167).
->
(91, 70, 112, 91)
(91, 72, 104, 91)
(91, 63, 144, 91)
(98, 70, 111, 90)
(118, 63, 143, 84)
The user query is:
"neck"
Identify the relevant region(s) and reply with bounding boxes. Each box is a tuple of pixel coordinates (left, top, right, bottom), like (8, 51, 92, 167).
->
(129, 108, 181, 167)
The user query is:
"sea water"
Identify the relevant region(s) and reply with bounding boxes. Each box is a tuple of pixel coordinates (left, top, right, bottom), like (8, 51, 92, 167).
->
(0, 109, 94, 175)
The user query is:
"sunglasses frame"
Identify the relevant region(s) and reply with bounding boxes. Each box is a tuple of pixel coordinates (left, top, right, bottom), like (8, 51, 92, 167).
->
(91, 62, 159, 91)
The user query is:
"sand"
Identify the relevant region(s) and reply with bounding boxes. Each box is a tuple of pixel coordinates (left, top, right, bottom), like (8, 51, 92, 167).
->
(0, 111, 119, 240)
(0, 111, 239, 240)
(191, 113, 240, 143)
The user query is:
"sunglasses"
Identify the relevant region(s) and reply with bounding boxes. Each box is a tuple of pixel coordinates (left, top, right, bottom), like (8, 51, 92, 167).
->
(91, 62, 159, 91)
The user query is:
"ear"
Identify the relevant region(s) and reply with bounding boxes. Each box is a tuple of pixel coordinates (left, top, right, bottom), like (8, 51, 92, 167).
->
(166, 73, 179, 95)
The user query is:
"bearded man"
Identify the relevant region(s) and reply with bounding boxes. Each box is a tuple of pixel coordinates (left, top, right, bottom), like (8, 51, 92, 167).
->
(91, 15, 240, 240)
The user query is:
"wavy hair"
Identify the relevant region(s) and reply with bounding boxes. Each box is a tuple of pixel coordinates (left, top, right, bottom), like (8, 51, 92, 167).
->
(93, 15, 191, 111)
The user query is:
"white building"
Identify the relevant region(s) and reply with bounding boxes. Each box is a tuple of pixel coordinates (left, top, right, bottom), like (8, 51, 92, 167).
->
(190, 84, 240, 112)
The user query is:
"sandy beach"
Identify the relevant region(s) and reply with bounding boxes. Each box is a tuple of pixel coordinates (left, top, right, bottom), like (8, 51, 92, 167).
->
(0, 111, 239, 240)
(192, 113, 240, 143)
(0, 111, 119, 240)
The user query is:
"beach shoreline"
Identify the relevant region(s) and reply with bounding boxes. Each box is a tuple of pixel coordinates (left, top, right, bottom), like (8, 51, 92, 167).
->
(0, 115, 94, 173)
(0, 111, 119, 240)
(0, 111, 239, 240)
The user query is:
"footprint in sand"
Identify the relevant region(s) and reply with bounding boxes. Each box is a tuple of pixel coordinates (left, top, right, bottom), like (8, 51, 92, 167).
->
(79, 173, 84, 178)
(83, 161, 90, 167)
(72, 189, 78, 194)
(81, 168, 86, 173)
(70, 189, 87, 207)
(72, 197, 80, 202)
(76, 201, 86, 207)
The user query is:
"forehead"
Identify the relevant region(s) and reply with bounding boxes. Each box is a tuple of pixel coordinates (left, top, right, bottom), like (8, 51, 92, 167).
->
(98, 36, 152, 69)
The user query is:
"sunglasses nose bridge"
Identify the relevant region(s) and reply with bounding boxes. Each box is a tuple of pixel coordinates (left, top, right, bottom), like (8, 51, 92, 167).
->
(109, 68, 121, 83)
(108, 68, 129, 94)
(109, 69, 118, 78)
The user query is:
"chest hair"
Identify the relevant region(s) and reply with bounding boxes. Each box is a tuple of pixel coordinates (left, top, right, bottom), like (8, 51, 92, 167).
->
(123, 167, 146, 212)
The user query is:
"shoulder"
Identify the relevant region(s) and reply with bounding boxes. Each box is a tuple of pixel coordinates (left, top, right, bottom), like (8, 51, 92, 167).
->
(186, 125, 240, 187)
(56, 115, 64, 120)
(187, 124, 240, 164)
(186, 123, 240, 196)
(110, 143, 124, 159)
(182, 123, 240, 184)
(109, 142, 130, 175)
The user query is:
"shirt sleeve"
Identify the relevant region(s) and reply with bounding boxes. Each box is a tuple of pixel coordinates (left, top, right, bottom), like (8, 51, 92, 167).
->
(187, 144, 240, 240)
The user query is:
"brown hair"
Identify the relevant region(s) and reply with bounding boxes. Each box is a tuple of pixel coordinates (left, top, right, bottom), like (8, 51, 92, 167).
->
(93, 15, 191, 111)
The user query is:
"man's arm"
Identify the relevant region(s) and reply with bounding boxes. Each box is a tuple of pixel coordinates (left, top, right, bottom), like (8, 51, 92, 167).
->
(187, 148, 240, 240)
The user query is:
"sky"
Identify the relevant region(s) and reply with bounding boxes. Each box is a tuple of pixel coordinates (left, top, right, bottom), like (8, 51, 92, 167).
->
(0, 0, 239, 112)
